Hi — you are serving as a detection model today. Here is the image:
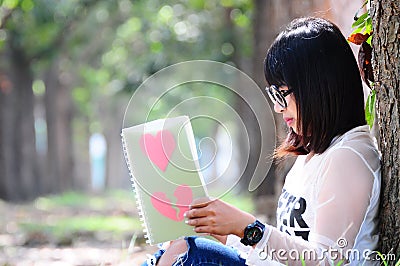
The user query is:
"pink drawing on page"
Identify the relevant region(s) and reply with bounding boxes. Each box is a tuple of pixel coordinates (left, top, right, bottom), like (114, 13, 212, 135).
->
(151, 185, 193, 221)
(139, 130, 176, 172)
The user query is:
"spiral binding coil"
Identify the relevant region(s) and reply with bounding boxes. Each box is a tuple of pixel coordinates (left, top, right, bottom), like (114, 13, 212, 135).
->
(121, 131, 153, 245)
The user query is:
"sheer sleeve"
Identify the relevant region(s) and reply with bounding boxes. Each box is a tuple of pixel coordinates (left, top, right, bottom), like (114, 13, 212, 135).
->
(245, 148, 376, 266)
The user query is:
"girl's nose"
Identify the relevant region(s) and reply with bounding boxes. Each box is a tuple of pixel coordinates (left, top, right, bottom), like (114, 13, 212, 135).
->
(274, 102, 285, 113)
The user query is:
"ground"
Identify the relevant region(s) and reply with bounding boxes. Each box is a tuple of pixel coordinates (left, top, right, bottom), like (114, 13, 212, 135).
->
(0, 191, 158, 266)
(0, 190, 257, 266)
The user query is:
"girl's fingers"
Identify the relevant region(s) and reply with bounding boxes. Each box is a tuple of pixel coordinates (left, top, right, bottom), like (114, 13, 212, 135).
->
(190, 197, 213, 209)
(185, 216, 210, 226)
(184, 207, 208, 219)
(193, 225, 211, 234)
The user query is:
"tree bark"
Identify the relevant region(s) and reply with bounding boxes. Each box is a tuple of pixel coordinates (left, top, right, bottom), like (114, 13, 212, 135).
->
(251, 0, 281, 204)
(0, 67, 18, 200)
(72, 115, 91, 191)
(44, 58, 75, 193)
(371, 0, 400, 261)
(11, 45, 39, 200)
(104, 96, 130, 189)
(250, 0, 321, 219)
(0, 73, 7, 198)
(0, 33, 39, 201)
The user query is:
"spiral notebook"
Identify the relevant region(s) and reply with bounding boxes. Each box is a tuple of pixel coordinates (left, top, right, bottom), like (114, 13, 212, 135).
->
(121, 116, 208, 245)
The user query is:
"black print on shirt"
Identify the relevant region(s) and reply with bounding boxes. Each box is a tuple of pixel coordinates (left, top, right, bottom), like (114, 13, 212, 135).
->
(277, 188, 310, 241)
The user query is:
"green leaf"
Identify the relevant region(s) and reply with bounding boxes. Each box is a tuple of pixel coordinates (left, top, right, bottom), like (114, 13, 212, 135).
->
(350, 26, 363, 36)
(335, 260, 344, 266)
(352, 12, 368, 28)
(2, 0, 19, 9)
(365, 17, 373, 34)
(300, 255, 306, 266)
(375, 251, 388, 266)
(365, 89, 376, 129)
(21, 0, 34, 12)
(221, 0, 234, 7)
(366, 34, 373, 46)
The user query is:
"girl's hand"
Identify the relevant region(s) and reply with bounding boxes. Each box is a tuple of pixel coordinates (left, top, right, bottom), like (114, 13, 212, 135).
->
(184, 197, 256, 239)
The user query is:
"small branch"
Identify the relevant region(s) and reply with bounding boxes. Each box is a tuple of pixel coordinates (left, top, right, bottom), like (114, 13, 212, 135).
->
(0, 7, 13, 29)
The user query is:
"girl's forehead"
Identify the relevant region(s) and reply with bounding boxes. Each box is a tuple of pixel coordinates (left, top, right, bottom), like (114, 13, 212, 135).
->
(279, 85, 290, 90)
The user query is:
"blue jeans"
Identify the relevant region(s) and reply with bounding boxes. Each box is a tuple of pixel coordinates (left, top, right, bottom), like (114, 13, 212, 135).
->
(141, 236, 247, 266)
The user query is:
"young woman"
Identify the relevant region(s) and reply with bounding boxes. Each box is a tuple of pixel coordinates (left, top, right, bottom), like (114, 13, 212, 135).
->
(142, 17, 381, 266)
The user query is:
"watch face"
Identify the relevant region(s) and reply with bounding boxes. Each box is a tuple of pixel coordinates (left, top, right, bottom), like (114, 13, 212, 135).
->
(246, 227, 263, 243)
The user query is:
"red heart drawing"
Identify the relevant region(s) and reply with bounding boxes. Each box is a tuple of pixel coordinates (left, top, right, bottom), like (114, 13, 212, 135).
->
(150, 185, 193, 221)
(139, 130, 176, 172)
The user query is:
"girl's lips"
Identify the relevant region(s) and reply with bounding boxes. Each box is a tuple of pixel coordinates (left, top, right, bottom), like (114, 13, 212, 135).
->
(284, 118, 294, 125)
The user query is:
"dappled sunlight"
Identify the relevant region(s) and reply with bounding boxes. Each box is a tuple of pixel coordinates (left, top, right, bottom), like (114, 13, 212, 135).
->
(0, 191, 155, 265)
(1, 246, 158, 266)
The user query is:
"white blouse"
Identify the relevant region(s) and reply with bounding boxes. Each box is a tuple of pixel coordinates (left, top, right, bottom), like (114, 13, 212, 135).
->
(226, 125, 381, 266)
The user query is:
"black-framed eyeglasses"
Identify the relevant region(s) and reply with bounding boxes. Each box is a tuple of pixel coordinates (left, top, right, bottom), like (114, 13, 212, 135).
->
(265, 85, 293, 109)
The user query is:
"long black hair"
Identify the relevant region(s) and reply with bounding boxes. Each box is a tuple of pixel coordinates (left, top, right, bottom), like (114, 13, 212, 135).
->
(264, 17, 366, 157)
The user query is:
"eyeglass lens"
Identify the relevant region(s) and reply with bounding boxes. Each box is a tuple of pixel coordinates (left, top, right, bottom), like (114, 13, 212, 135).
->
(267, 85, 287, 108)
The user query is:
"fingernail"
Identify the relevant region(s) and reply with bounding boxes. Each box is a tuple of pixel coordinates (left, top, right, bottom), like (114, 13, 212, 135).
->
(183, 211, 188, 217)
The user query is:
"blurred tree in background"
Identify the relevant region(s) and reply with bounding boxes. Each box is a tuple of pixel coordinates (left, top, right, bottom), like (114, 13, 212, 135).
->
(0, 0, 254, 201)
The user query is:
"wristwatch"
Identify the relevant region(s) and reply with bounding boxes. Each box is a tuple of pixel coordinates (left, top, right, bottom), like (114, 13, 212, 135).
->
(240, 220, 265, 246)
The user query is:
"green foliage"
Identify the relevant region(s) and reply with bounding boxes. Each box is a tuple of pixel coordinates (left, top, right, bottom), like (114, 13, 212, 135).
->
(350, 0, 372, 36)
(348, 0, 372, 46)
(18, 190, 140, 241)
(34, 190, 135, 211)
(32, 79, 45, 96)
(300, 255, 306, 266)
(365, 88, 376, 129)
(1, 0, 19, 9)
(351, 12, 372, 36)
(348, 0, 376, 128)
(369, 252, 400, 266)
(375, 251, 388, 266)
(219, 191, 254, 213)
(1, 0, 77, 58)
(35, 191, 93, 209)
(20, 216, 141, 238)
(1, 0, 253, 137)
(335, 260, 344, 266)
(18, 190, 253, 245)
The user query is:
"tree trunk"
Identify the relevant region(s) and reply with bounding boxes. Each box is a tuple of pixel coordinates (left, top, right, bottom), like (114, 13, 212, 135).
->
(11, 46, 39, 200)
(0, 72, 8, 198)
(251, 0, 280, 204)
(250, 0, 320, 219)
(44, 65, 60, 193)
(104, 95, 130, 189)
(0, 68, 18, 201)
(44, 58, 75, 193)
(73, 115, 91, 191)
(0, 34, 39, 201)
(371, 0, 400, 260)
